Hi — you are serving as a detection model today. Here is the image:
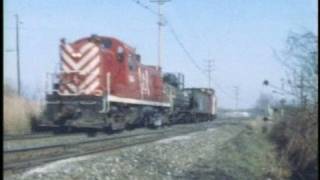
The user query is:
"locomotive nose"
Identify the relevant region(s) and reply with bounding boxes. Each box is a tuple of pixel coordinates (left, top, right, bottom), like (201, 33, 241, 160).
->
(60, 41, 102, 96)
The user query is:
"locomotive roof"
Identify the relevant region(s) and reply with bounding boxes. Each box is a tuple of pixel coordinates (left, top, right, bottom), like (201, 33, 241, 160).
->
(183, 88, 215, 94)
(72, 35, 136, 52)
(184, 87, 215, 90)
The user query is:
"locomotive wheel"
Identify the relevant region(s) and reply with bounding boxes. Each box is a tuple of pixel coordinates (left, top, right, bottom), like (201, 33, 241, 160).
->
(53, 126, 73, 134)
(104, 126, 113, 134)
(53, 127, 64, 134)
(86, 130, 97, 137)
(125, 123, 135, 130)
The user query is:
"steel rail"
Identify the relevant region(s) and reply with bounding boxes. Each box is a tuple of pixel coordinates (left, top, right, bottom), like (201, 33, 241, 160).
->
(4, 124, 214, 173)
(4, 132, 86, 141)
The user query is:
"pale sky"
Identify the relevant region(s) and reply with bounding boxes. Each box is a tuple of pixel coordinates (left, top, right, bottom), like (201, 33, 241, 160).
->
(4, 0, 318, 108)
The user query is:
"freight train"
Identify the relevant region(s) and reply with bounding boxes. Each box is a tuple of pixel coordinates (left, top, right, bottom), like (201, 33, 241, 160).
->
(36, 35, 217, 132)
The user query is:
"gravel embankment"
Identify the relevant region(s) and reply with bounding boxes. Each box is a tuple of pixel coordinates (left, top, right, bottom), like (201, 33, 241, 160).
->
(4, 120, 235, 151)
(5, 122, 245, 180)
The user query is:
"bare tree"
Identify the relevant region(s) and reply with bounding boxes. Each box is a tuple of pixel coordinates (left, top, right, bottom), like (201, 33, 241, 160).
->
(274, 31, 318, 107)
(270, 31, 318, 180)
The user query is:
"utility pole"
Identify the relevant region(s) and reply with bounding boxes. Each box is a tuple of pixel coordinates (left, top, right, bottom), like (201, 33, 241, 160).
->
(234, 86, 239, 110)
(299, 70, 305, 107)
(150, 0, 170, 71)
(280, 78, 284, 91)
(205, 58, 214, 89)
(15, 14, 21, 96)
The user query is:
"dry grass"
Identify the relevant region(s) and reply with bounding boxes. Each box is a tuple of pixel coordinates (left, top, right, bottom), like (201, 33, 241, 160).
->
(269, 105, 318, 180)
(3, 85, 43, 135)
(207, 126, 291, 180)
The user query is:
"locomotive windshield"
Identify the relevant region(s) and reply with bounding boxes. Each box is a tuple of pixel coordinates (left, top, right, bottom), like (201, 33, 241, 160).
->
(101, 39, 112, 49)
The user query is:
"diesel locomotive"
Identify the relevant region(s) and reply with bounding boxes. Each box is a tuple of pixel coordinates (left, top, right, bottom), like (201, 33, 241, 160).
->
(36, 35, 217, 132)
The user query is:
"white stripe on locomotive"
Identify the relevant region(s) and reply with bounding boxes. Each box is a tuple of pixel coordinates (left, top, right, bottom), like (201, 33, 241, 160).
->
(79, 68, 100, 90)
(79, 42, 95, 54)
(63, 42, 95, 57)
(61, 46, 99, 70)
(62, 63, 72, 72)
(60, 42, 101, 95)
(77, 47, 99, 69)
(62, 51, 77, 70)
(85, 80, 100, 94)
(65, 83, 77, 93)
(80, 56, 100, 74)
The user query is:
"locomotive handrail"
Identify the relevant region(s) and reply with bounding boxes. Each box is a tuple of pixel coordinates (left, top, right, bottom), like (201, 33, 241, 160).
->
(99, 72, 111, 113)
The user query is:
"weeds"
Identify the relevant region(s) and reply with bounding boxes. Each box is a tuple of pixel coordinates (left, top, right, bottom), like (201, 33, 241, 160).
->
(209, 125, 290, 180)
(269, 105, 318, 180)
(3, 84, 43, 135)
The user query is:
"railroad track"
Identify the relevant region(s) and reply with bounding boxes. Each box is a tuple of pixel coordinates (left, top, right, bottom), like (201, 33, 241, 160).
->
(4, 119, 253, 173)
(4, 132, 86, 141)
(4, 133, 52, 141)
(4, 125, 201, 151)
(4, 123, 213, 173)
(4, 117, 252, 142)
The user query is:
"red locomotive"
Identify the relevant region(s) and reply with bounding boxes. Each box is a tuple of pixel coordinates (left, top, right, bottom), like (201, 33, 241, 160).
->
(37, 35, 217, 132)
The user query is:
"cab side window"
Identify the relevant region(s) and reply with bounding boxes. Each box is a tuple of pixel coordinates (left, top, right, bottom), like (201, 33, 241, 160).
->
(128, 53, 137, 71)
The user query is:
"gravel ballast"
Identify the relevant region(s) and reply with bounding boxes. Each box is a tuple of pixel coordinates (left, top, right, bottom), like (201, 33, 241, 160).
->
(4, 122, 216, 151)
(5, 123, 245, 180)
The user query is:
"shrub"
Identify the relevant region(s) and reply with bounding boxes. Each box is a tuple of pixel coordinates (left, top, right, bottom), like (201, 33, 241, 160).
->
(269, 105, 318, 180)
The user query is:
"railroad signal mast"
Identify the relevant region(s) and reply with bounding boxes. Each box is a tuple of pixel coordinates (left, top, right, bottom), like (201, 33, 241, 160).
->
(150, 0, 170, 71)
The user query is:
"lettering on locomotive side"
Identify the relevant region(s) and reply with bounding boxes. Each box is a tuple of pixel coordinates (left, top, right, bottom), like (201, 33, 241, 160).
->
(128, 75, 135, 83)
(139, 68, 150, 97)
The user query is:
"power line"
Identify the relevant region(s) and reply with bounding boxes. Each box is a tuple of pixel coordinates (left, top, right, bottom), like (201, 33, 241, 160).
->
(131, 0, 234, 99)
(167, 22, 206, 75)
(132, 0, 158, 15)
(167, 22, 235, 99)
(131, 0, 205, 74)
(214, 80, 232, 97)
(168, 24, 235, 98)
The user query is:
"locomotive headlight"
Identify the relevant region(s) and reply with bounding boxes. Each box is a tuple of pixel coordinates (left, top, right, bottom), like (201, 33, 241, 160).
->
(117, 46, 125, 62)
(117, 46, 124, 54)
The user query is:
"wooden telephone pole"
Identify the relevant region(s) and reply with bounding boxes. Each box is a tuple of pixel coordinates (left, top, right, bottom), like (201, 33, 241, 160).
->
(234, 86, 239, 110)
(150, 0, 170, 70)
(15, 14, 21, 96)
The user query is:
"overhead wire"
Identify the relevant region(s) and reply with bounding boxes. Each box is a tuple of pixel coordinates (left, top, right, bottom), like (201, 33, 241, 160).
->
(131, 0, 206, 75)
(166, 22, 207, 76)
(131, 0, 233, 98)
(131, 0, 158, 15)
